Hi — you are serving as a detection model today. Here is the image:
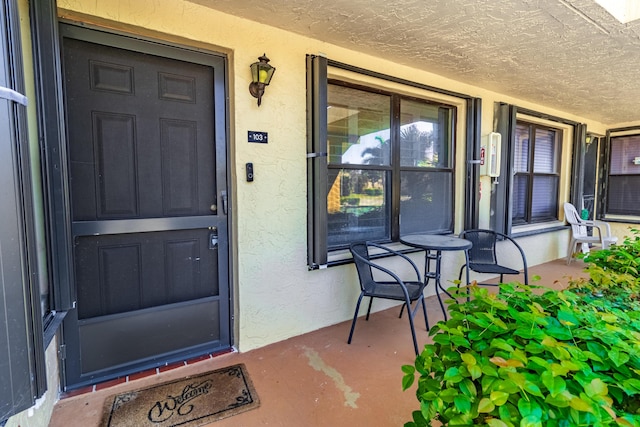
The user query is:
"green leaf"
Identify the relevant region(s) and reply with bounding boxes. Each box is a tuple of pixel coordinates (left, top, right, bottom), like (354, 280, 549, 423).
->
(550, 363, 570, 377)
(609, 348, 630, 367)
(432, 333, 451, 345)
(518, 399, 543, 418)
(459, 378, 478, 398)
(584, 378, 608, 398)
(450, 335, 471, 348)
(586, 341, 607, 359)
(481, 363, 499, 378)
(490, 391, 510, 406)
(520, 414, 543, 427)
(454, 395, 472, 413)
(444, 367, 464, 383)
(478, 397, 495, 413)
(528, 356, 549, 369)
(448, 414, 474, 426)
(402, 365, 415, 374)
(557, 309, 580, 327)
(402, 373, 415, 391)
(461, 352, 477, 366)
(621, 378, 640, 394)
(490, 338, 515, 352)
(439, 387, 458, 402)
(498, 403, 519, 423)
(545, 392, 571, 408)
(545, 326, 573, 340)
(420, 391, 438, 402)
(524, 342, 545, 355)
(495, 379, 520, 394)
(569, 396, 593, 413)
(486, 419, 509, 427)
(469, 364, 483, 380)
(415, 406, 430, 427)
(523, 381, 544, 398)
(482, 376, 499, 394)
(541, 371, 566, 397)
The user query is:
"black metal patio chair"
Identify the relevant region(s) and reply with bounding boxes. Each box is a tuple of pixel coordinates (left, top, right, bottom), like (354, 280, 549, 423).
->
(348, 241, 428, 355)
(458, 229, 528, 286)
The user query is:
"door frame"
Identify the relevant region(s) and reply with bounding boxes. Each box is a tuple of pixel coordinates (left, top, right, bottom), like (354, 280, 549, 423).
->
(52, 22, 234, 389)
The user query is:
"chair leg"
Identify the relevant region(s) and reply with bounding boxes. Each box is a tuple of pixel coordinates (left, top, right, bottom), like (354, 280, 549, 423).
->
(421, 297, 429, 331)
(348, 294, 365, 345)
(365, 297, 374, 321)
(566, 238, 575, 265)
(398, 303, 406, 319)
(500, 274, 504, 284)
(405, 300, 419, 355)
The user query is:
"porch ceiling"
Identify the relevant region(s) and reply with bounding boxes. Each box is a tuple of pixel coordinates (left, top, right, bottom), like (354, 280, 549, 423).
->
(190, 0, 640, 126)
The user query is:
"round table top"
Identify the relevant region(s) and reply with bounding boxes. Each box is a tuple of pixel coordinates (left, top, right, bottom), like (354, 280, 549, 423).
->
(400, 234, 472, 251)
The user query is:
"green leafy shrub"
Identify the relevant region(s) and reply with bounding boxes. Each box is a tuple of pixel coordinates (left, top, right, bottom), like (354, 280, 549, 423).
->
(341, 195, 360, 206)
(577, 229, 640, 307)
(402, 280, 640, 427)
(363, 188, 383, 196)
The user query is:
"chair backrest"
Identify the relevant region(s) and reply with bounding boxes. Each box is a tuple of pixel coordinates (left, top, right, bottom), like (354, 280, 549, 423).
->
(349, 242, 374, 291)
(563, 202, 587, 238)
(460, 229, 498, 265)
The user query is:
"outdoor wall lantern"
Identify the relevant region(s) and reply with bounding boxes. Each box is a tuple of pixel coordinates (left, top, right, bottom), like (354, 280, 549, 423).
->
(249, 53, 276, 106)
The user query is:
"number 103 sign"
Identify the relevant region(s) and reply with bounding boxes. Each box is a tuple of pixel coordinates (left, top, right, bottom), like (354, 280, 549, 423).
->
(248, 131, 268, 144)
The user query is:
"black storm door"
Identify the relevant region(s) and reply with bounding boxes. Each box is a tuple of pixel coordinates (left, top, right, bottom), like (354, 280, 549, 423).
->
(60, 25, 230, 388)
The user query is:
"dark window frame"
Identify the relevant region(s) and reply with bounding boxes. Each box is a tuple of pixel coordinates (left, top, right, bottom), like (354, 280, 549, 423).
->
(602, 129, 640, 218)
(307, 55, 481, 269)
(1, 0, 47, 422)
(326, 79, 456, 251)
(492, 103, 580, 236)
(512, 120, 562, 225)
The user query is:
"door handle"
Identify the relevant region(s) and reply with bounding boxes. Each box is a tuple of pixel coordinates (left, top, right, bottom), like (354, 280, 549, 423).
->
(221, 190, 228, 215)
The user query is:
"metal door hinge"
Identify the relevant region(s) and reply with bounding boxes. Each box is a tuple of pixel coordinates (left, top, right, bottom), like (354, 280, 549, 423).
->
(59, 344, 66, 360)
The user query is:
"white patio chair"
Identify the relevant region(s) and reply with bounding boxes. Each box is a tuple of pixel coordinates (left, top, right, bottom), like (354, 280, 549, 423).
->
(563, 202, 618, 265)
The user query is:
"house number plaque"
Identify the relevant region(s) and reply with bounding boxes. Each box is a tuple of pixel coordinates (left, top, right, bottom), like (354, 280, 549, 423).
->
(248, 131, 268, 143)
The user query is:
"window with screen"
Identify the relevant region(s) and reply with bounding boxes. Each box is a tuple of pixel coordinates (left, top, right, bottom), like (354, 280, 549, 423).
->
(512, 122, 561, 225)
(607, 134, 640, 215)
(325, 81, 455, 250)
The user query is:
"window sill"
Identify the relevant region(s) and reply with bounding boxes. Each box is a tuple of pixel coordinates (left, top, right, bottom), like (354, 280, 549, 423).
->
(602, 214, 640, 224)
(326, 241, 423, 268)
(511, 221, 568, 238)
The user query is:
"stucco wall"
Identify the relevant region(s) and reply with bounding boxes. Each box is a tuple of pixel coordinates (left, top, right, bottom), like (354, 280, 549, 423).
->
(55, 0, 615, 353)
(5, 337, 59, 427)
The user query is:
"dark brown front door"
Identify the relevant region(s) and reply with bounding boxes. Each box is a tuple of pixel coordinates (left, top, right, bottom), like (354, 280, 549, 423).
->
(60, 25, 230, 389)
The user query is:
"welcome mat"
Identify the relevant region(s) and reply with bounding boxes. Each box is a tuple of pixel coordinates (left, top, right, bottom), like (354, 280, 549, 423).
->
(101, 364, 260, 427)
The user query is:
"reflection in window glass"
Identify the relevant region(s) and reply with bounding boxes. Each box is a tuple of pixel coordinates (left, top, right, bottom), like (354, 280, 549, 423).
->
(327, 169, 389, 246)
(400, 100, 450, 168)
(327, 85, 390, 166)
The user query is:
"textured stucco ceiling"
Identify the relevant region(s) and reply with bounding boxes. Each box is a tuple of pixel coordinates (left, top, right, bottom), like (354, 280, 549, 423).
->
(189, 0, 640, 126)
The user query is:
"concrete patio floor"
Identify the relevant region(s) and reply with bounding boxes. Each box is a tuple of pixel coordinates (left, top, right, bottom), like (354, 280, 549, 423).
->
(49, 258, 589, 427)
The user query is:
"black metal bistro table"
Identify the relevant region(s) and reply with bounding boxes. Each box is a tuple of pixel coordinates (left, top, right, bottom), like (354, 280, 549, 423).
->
(399, 234, 472, 321)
